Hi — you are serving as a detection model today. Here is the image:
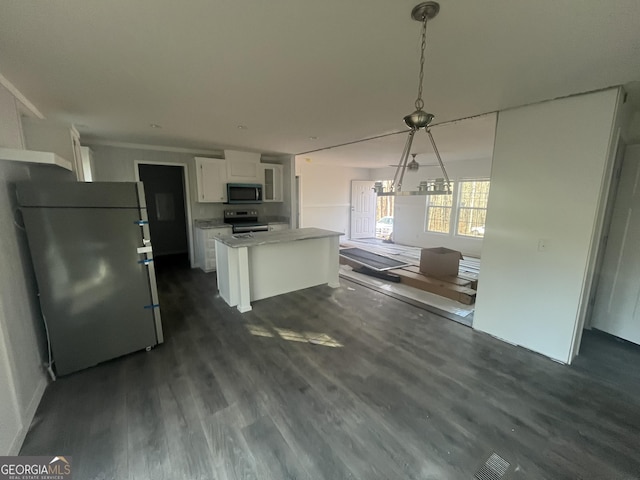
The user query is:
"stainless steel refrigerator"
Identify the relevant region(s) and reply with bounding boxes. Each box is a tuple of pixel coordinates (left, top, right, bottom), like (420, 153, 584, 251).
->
(17, 181, 164, 376)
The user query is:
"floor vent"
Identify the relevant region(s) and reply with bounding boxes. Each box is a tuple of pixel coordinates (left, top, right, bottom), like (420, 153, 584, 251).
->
(474, 452, 510, 480)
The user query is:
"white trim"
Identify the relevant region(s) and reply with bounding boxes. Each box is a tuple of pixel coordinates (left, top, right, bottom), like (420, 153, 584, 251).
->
(303, 203, 351, 208)
(570, 123, 625, 362)
(87, 140, 224, 157)
(296, 174, 303, 228)
(0, 72, 44, 119)
(8, 377, 47, 455)
(0, 147, 73, 171)
(134, 161, 195, 268)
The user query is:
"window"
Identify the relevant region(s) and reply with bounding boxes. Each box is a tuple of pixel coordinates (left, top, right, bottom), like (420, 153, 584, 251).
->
(424, 179, 491, 237)
(456, 180, 490, 237)
(425, 183, 454, 233)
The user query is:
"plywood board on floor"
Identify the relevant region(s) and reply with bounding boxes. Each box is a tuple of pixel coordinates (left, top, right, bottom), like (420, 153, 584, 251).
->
(339, 247, 411, 271)
(389, 268, 476, 305)
(400, 265, 476, 289)
(339, 265, 474, 320)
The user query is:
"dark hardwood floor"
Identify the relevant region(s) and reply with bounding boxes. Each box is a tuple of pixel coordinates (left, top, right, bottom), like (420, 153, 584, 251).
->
(20, 254, 640, 479)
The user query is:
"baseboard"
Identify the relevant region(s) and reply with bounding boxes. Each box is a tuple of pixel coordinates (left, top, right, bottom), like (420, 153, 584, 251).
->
(7, 376, 48, 455)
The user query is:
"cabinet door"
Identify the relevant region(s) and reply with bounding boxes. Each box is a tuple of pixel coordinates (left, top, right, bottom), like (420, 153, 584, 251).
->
(196, 227, 205, 269)
(262, 164, 283, 202)
(195, 157, 227, 202)
(226, 150, 261, 183)
(197, 227, 232, 272)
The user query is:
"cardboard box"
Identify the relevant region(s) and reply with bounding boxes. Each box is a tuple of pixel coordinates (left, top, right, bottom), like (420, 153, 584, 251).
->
(419, 247, 463, 277)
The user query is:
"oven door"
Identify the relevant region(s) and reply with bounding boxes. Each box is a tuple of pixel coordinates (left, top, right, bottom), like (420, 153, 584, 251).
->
(232, 224, 269, 234)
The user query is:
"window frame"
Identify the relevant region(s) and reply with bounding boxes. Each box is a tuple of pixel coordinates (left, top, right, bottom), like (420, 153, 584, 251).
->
(453, 178, 491, 239)
(424, 180, 455, 235)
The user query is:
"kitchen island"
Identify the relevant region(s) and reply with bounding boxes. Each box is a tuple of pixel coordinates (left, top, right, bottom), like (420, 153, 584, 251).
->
(215, 227, 342, 312)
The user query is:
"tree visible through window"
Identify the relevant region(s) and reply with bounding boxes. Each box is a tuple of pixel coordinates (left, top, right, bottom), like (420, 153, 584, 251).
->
(424, 179, 491, 237)
(457, 180, 490, 237)
(425, 183, 454, 233)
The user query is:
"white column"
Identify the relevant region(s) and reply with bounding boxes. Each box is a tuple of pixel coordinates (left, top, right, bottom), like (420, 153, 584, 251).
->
(327, 235, 340, 288)
(236, 246, 252, 313)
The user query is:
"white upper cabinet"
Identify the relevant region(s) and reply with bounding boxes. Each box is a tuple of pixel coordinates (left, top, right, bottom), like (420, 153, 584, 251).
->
(195, 151, 283, 203)
(195, 157, 227, 203)
(225, 150, 261, 183)
(261, 164, 283, 202)
(20, 118, 80, 173)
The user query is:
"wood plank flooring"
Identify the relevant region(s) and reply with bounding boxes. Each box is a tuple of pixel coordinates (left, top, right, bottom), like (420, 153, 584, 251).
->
(20, 255, 640, 479)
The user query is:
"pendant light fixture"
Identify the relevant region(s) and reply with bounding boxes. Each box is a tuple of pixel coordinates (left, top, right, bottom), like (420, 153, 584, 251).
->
(374, 2, 452, 197)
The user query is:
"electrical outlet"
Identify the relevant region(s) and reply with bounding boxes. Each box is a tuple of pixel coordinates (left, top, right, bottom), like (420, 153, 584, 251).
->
(538, 239, 548, 252)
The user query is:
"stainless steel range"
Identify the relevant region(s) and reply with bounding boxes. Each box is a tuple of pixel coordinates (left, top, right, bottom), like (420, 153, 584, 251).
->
(224, 209, 269, 234)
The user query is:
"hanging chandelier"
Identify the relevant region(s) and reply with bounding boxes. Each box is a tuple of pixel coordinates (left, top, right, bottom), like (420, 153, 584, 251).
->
(374, 1, 452, 197)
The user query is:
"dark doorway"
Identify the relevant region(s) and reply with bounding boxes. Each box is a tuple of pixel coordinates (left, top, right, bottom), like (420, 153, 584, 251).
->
(138, 164, 188, 258)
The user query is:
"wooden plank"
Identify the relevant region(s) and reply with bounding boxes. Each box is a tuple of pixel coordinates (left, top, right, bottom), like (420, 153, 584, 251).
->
(389, 268, 476, 305)
(401, 265, 475, 289)
(457, 273, 479, 290)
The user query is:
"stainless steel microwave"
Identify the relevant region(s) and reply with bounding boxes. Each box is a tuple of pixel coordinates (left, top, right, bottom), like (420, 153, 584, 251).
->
(227, 183, 263, 204)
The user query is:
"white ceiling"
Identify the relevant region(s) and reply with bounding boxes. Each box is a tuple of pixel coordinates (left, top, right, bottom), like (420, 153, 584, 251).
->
(303, 112, 498, 168)
(1, 0, 639, 167)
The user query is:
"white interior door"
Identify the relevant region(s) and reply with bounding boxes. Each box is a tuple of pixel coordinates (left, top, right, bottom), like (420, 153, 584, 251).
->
(350, 180, 376, 239)
(591, 146, 640, 345)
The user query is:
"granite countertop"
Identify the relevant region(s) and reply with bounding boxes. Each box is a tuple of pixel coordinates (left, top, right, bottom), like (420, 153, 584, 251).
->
(216, 227, 342, 248)
(195, 217, 289, 228)
(194, 219, 231, 229)
(262, 216, 289, 224)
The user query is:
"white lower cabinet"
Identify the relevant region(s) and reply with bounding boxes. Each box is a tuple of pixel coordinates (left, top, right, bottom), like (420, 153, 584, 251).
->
(195, 226, 232, 272)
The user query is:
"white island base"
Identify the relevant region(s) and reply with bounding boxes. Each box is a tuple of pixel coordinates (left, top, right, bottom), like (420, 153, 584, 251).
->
(215, 228, 342, 312)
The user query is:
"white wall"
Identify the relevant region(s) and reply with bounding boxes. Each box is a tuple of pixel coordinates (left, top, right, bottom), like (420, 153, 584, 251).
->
(0, 82, 75, 454)
(296, 160, 371, 237)
(371, 158, 493, 257)
(91, 145, 291, 222)
(275, 154, 295, 226)
(91, 145, 224, 219)
(473, 88, 622, 364)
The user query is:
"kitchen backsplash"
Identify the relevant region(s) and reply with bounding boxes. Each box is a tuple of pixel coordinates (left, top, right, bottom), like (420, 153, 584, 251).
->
(192, 201, 285, 220)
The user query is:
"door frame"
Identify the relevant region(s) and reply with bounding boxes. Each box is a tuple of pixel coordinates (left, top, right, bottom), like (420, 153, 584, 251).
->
(134, 161, 195, 268)
(295, 175, 302, 228)
(569, 126, 625, 360)
(582, 136, 626, 331)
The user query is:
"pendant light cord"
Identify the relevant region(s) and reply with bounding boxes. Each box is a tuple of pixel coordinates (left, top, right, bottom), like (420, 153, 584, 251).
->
(415, 16, 429, 111)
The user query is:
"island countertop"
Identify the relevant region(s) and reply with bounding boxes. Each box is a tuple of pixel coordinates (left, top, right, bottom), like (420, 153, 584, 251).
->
(194, 219, 230, 229)
(216, 227, 342, 248)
